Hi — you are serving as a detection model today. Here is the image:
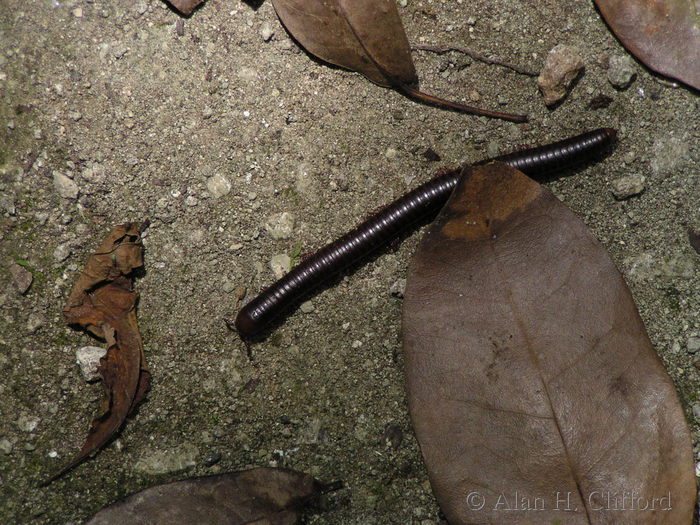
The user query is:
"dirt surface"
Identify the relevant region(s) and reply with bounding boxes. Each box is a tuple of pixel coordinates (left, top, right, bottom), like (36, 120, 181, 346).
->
(0, 0, 698, 523)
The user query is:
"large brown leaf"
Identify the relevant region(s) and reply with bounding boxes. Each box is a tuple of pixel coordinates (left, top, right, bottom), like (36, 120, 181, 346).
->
(402, 163, 696, 524)
(46, 223, 151, 484)
(86, 468, 324, 524)
(270, 0, 527, 122)
(595, 0, 700, 90)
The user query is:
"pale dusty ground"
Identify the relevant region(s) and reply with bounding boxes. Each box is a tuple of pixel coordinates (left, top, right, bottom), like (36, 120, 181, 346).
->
(0, 0, 698, 523)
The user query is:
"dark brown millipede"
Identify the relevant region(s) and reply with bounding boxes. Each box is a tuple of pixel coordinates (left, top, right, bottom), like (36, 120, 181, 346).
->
(235, 128, 618, 338)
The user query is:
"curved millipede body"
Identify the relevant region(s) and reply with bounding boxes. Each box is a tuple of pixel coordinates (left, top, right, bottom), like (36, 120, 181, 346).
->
(235, 128, 617, 338)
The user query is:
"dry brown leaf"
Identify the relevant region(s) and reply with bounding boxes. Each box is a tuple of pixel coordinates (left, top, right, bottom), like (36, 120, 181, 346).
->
(402, 163, 696, 524)
(164, 0, 206, 15)
(272, 0, 415, 88)
(270, 0, 527, 122)
(46, 222, 150, 484)
(86, 468, 325, 524)
(595, 0, 700, 90)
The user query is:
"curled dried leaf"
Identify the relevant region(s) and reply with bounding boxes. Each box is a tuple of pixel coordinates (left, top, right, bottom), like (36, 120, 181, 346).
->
(46, 222, 150, 484)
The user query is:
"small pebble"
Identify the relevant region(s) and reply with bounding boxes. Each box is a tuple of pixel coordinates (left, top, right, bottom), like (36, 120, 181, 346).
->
(264, 212, 295, 240)
(607, 55, 636, 89)
(385, 147, 399, 160)
(650, 135, 690, 176)
(68, 111, 82, 121)
(0, 438, 13, 455)
(72, 7, 83, 17)
(260, 23, 274, 42)
(537, 44, 584, 106)
(692, 403, 700, 422)
(134, 443, 199, 475)
(389, 278, 406, 298)
(53, 170, 79, 199)
(234, 285, 247, 301)
(687, 336, 700, 354)
(270, 254, 291, 279)
(0, 193, 15, 215)
(9, 263, 32, 294)
(185, 195, 198, 207)
(76, 346, 107, 382)
(202, 452, 222, 467)
(16, 415, 40, 433)
(659, 254, 695, 279)
(611, 174, 645, 200)
(300, 300, 314, 314)
(206, 173, 231, 198)
(486, 141, 500, 158)
(53, 244, 71, 262)
(26, 313, 45, 333)
(222, 280, 236, 293)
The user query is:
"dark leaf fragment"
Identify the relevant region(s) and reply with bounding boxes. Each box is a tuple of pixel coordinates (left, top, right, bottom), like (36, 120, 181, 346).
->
(595, 0, 700, 89)
(86, 468, 325, 525)
(164, 0, 206, 15)
(402, 163, 696, 524)
(46, 222, 150, 484)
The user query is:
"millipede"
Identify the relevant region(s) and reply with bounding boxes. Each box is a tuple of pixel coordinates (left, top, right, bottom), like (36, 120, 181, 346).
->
(234, 128, 618, 338)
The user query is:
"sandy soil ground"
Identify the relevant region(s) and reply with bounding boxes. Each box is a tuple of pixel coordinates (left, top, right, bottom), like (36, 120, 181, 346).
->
(0, 0, 698, 523)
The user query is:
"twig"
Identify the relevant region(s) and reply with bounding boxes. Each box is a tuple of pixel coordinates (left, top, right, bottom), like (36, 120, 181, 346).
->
(413, 44, 538, 77)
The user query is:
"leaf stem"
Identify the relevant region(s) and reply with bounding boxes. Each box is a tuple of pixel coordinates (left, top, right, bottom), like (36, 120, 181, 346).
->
(398, 84, 528, 123)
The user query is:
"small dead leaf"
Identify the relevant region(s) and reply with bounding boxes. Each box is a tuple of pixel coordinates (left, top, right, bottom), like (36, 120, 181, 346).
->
(45, 222, 150, 484)
(86, 468, 326, 524)
(271, 0, 527, 122)
(165, 0, 206, 15)
(402, 163, 696, 524)
(595, 0, 700, 90)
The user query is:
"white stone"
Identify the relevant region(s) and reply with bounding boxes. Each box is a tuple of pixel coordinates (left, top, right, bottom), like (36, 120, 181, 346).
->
(16, 415, 40, 433)
(206, 173, 232, 198)
(53, 244, 71, 262)
(134, 442, 199, 475)
(260, 23, 274, 42)
(264, 212, 295, 240)
(270, 254, 291, 279)
(53, 170, 79, 199)
(76, 346, 107, 381)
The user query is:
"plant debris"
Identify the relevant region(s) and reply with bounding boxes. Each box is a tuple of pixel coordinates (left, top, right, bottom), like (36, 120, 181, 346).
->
(86, 467, 333, 524)
(45, 222, 151, 484)
(402, 163, 696, 523)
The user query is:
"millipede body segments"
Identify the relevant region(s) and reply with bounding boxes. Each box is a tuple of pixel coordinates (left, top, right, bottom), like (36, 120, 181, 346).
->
(235, 128, 618, 338)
